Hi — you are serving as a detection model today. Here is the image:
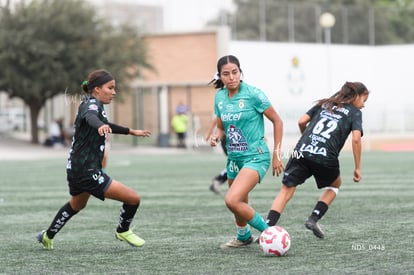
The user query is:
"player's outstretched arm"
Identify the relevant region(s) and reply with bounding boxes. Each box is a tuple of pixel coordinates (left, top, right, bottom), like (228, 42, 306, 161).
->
(98, 123, 151, 138)
(129, 129, 151, 137)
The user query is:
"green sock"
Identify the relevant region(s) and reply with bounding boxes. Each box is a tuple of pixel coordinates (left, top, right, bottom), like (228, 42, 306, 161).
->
(236, 224, 251, 241)
(248, 212, 269, 232)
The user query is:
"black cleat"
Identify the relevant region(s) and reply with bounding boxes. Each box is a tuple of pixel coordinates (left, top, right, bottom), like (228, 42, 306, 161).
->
(209, 178, 221, 194)
(305, 217, 325, 239)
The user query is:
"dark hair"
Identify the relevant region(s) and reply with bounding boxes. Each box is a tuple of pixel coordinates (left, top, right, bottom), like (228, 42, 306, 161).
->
(81, 69, 114, 93)
(317, 81, 369, 110)
(208, 55, 242, 89)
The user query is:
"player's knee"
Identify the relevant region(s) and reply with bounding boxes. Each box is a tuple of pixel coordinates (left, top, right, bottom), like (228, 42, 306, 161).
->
(224, 195, 238, 212)
(70, 194, 89, 211)
(324, 186, 339, 195)
(128, 192, 140, 205)
(331, 176, 342, 188)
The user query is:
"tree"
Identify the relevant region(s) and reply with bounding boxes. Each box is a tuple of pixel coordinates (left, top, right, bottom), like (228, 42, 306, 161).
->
(208, 0, 414, 45)
(0, 0, 150, 144)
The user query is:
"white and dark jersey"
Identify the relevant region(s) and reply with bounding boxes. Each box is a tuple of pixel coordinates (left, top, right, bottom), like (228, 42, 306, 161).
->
(66, 96, 108, 175)
(214, 82, 271, 160)
(295, 103, 363, 166)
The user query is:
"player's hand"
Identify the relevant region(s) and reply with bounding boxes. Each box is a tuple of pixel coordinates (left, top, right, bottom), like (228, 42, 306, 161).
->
(140, 129, 151, 137)
(209, 135, 220, 147)
(130, 129, 151, 137)
(98, 124, 112, 136)
(272, 157, 284, 177)
(353, 168, 361, 182)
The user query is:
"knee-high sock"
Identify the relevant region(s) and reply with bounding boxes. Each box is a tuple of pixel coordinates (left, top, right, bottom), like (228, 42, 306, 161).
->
(265, 210, 281, 226)
(310, 201, 328, 221)
(236, 223, 251, 241)
(117, 203, 139, 233)
(248, 211, 269, 232)
(46, 202, 78, 239)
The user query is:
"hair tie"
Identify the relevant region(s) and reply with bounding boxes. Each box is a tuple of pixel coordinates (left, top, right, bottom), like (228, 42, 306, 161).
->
(82, 80, 88, 86)
(207, 72, 221, 86)
(87, 72, 114, 91)
(214, 72, 220, 80)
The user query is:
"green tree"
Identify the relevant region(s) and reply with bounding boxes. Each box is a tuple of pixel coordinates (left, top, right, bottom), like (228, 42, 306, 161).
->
(208, 0, 414, 45)
(0, 0, 150, 144)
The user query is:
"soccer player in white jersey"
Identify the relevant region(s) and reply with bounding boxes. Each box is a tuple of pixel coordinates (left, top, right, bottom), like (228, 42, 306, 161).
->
(208, 55, 284, 248)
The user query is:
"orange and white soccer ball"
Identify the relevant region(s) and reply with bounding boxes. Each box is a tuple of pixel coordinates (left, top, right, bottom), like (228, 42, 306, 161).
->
(259, 226, 291, 256)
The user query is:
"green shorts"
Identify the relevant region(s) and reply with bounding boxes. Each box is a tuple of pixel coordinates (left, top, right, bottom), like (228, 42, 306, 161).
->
(226, 154, 270, 183)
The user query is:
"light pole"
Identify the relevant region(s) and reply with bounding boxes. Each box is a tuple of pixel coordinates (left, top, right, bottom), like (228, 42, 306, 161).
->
(319, 12, 336, 94)
(319, 12, 335, 44)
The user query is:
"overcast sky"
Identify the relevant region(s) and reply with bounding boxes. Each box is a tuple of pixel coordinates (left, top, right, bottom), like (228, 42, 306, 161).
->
(1, 0, 235, 31)
(104, 0, 235, 31)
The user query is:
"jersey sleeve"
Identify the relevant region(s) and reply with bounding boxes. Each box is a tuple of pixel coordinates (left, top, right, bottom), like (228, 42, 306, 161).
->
(351, 109, 364, 137)
(81, 99, 106, 129)
(251, 87, 271, 113)
(214, 90, 223, 117)
(306, 104, 320, 118)
(85, 112, 105, 129)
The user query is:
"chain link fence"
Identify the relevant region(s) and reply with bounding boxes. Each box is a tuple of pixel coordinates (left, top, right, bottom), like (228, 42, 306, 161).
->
(224, 1, 413, 45)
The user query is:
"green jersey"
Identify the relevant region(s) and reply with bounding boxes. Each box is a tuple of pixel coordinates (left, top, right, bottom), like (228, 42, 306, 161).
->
(214, 82, 271, 160)
(296, 103, 363, 166)
(66, 96, 108, 175)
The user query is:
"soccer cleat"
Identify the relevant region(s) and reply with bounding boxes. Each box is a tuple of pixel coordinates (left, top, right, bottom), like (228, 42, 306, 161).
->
(305, 217, 325, 238)
(36, 230, 54, 250)
(209, 177, 222, 195)
(220, 236, 253, 248)
(115, 229, 145, 247)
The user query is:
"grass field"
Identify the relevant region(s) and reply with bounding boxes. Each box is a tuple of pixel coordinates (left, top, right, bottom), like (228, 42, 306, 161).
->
(0, 149, 413, 274)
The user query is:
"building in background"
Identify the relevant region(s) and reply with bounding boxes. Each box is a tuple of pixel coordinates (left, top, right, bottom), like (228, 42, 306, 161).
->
(90, 0, 163, 33)
(1, 0, 413, 151)
(111, 27, 230, 148)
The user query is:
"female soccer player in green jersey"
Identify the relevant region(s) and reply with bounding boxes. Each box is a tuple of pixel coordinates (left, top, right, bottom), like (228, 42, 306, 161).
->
(208, 55, 284, 248)
(37, 69, 151, 249)
(264, 81, 369, 239)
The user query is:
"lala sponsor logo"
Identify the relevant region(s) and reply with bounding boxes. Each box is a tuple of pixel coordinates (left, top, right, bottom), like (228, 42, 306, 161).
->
(299, 143, 327, 156)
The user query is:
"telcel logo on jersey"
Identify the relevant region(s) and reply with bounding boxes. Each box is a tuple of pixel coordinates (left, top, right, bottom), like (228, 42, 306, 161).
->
(221, 112, 242, 122)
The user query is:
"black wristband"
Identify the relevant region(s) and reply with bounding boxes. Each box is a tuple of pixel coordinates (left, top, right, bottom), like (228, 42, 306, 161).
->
(108, 123, 129, 135)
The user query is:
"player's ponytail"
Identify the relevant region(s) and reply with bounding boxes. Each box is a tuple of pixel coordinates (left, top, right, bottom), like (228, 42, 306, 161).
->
(208, 72, 225, 89)
(317, 81, 368, 111)
(81, 80, 89, 93)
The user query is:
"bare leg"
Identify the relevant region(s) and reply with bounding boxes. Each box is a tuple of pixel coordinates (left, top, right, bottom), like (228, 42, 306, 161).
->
(270, 184, 296, 214)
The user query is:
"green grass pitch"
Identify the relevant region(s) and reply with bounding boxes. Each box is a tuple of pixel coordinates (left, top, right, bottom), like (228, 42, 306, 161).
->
(0, 150, 413, 274)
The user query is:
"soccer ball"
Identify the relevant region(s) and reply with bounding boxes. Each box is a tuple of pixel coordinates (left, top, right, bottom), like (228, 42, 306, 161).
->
(259, 226, 291, 256)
